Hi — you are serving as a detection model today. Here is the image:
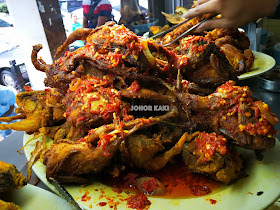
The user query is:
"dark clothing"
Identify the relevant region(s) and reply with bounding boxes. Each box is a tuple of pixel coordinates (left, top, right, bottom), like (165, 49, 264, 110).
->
(82, 0, 113, 28)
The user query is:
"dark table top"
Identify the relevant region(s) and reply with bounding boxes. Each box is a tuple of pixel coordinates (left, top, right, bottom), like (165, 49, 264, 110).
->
(0, 77, 279, 192)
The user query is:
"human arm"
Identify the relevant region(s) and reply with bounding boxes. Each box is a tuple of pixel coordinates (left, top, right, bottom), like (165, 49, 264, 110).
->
(96, 16, 108, 27)
(83, 15, 89, 28)
(184, 0, 278, 32)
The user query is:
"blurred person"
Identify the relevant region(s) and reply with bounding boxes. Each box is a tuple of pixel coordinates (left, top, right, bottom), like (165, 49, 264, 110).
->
(82, 0, 113, 28)
(183, 0, 279, 32)
(0, 85, 16, 141)
(70, 12, 84, 50)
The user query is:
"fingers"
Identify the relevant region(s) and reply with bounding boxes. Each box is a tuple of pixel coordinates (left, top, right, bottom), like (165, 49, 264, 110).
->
(196, 0, 210, 5)
(184, 1, 219, 19)
(195, 18, 236, 33)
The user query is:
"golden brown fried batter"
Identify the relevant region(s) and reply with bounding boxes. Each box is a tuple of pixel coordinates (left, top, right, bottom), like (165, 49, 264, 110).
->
(214, 35, 236, 48)
(244, 49, 255, 69)
(0, 161, 26, 193)
(0, 91, 64, 133)
(0, 200, 20, 210)
(43, 108, 179, 183)
(220, 44, 247, 73)
(123, 131, 198, 171)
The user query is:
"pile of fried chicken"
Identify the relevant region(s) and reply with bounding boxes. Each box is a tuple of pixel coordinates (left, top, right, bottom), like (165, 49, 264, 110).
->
(0, 14, 278, 193)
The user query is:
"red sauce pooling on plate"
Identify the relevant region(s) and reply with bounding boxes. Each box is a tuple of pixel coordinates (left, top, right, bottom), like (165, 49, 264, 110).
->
(102, 161, 223, 198)
(81, 191, 91, 201)
(209, 199, 217, 204)
(98, 202, 107, 206)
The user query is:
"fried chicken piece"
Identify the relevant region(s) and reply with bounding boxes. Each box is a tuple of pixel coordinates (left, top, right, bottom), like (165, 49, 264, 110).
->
(43, 138, 123, 183)
(220, 44, 247, 73)
(182, 132, 243, 184)
(39, 122, 85, 142)
(0, 200, 20, 210)
(45, 88, 66, 121)
(0, 161, 26, 193)
(0, 91, 63, 133)
(175, 36, 235, 87)
(244, 49, 255, 69)
(122, 126, 193, 171)
(43, 108, 179, 183)
(55, 21, 147, 69)
(214, 35, 236, 48)
(205, 28, 250, 50)
(32, 25, 169, 93)
(62, 75, 126, 130)
(205, 28, 254, 72)
(176, 81, 278, 150)
(0, 162, 25, 210)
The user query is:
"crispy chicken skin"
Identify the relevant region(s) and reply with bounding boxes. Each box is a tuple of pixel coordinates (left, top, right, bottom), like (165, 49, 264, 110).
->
(162, 14, 211, 45)
(182, 132, 243, 184)
(0, 200, 20, 210)
(205, 28, 254, 71)
(62, 75, 124, 130)
(43, 108, 179, 183)
(177, 81, 278, 150)
(0, 161, 26, 193)
(0, 91, 55, 133)
(0, 162, 25, 210)
(220, 44, 247, 73)
(122, 126, 191, 171)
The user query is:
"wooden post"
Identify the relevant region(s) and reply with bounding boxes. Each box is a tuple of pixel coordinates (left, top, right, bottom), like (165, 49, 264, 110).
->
(6, 0, 67, 90)
(36, 0, 67, 58)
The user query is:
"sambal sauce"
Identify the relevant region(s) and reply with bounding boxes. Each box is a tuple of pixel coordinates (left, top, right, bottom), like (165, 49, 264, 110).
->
(100, 161, 223, 198)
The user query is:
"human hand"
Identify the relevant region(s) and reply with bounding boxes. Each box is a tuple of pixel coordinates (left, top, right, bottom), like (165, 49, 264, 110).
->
(184, 0, 278, 32)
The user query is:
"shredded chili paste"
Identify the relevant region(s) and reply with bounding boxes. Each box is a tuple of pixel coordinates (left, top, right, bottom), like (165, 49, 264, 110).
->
(194, 132, 227, 162)
(126, 193, 151, 209)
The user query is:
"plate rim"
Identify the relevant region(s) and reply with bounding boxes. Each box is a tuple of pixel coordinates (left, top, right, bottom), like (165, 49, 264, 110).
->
(2, 183, 74, 210)
(238, 51, 276, 80)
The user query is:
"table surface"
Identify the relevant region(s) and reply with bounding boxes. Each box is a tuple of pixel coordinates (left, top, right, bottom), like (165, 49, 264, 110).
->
(0, 77, 280, 193)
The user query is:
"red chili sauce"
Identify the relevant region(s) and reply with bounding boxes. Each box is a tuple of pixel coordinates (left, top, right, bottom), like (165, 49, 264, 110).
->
(101, 161, 223, 199)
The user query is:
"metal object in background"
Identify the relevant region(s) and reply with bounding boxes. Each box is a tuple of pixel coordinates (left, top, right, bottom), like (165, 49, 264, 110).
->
(162, 13, 217, 47)
(259, 76, 280, 92)
(150, 17, 189, 39)
(259, 68, 280, 92)
(164, 0, 182, 14)
(49, 177, 84, 210)
(246, 19, 263, 51)
(9, 60, 26, 90)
